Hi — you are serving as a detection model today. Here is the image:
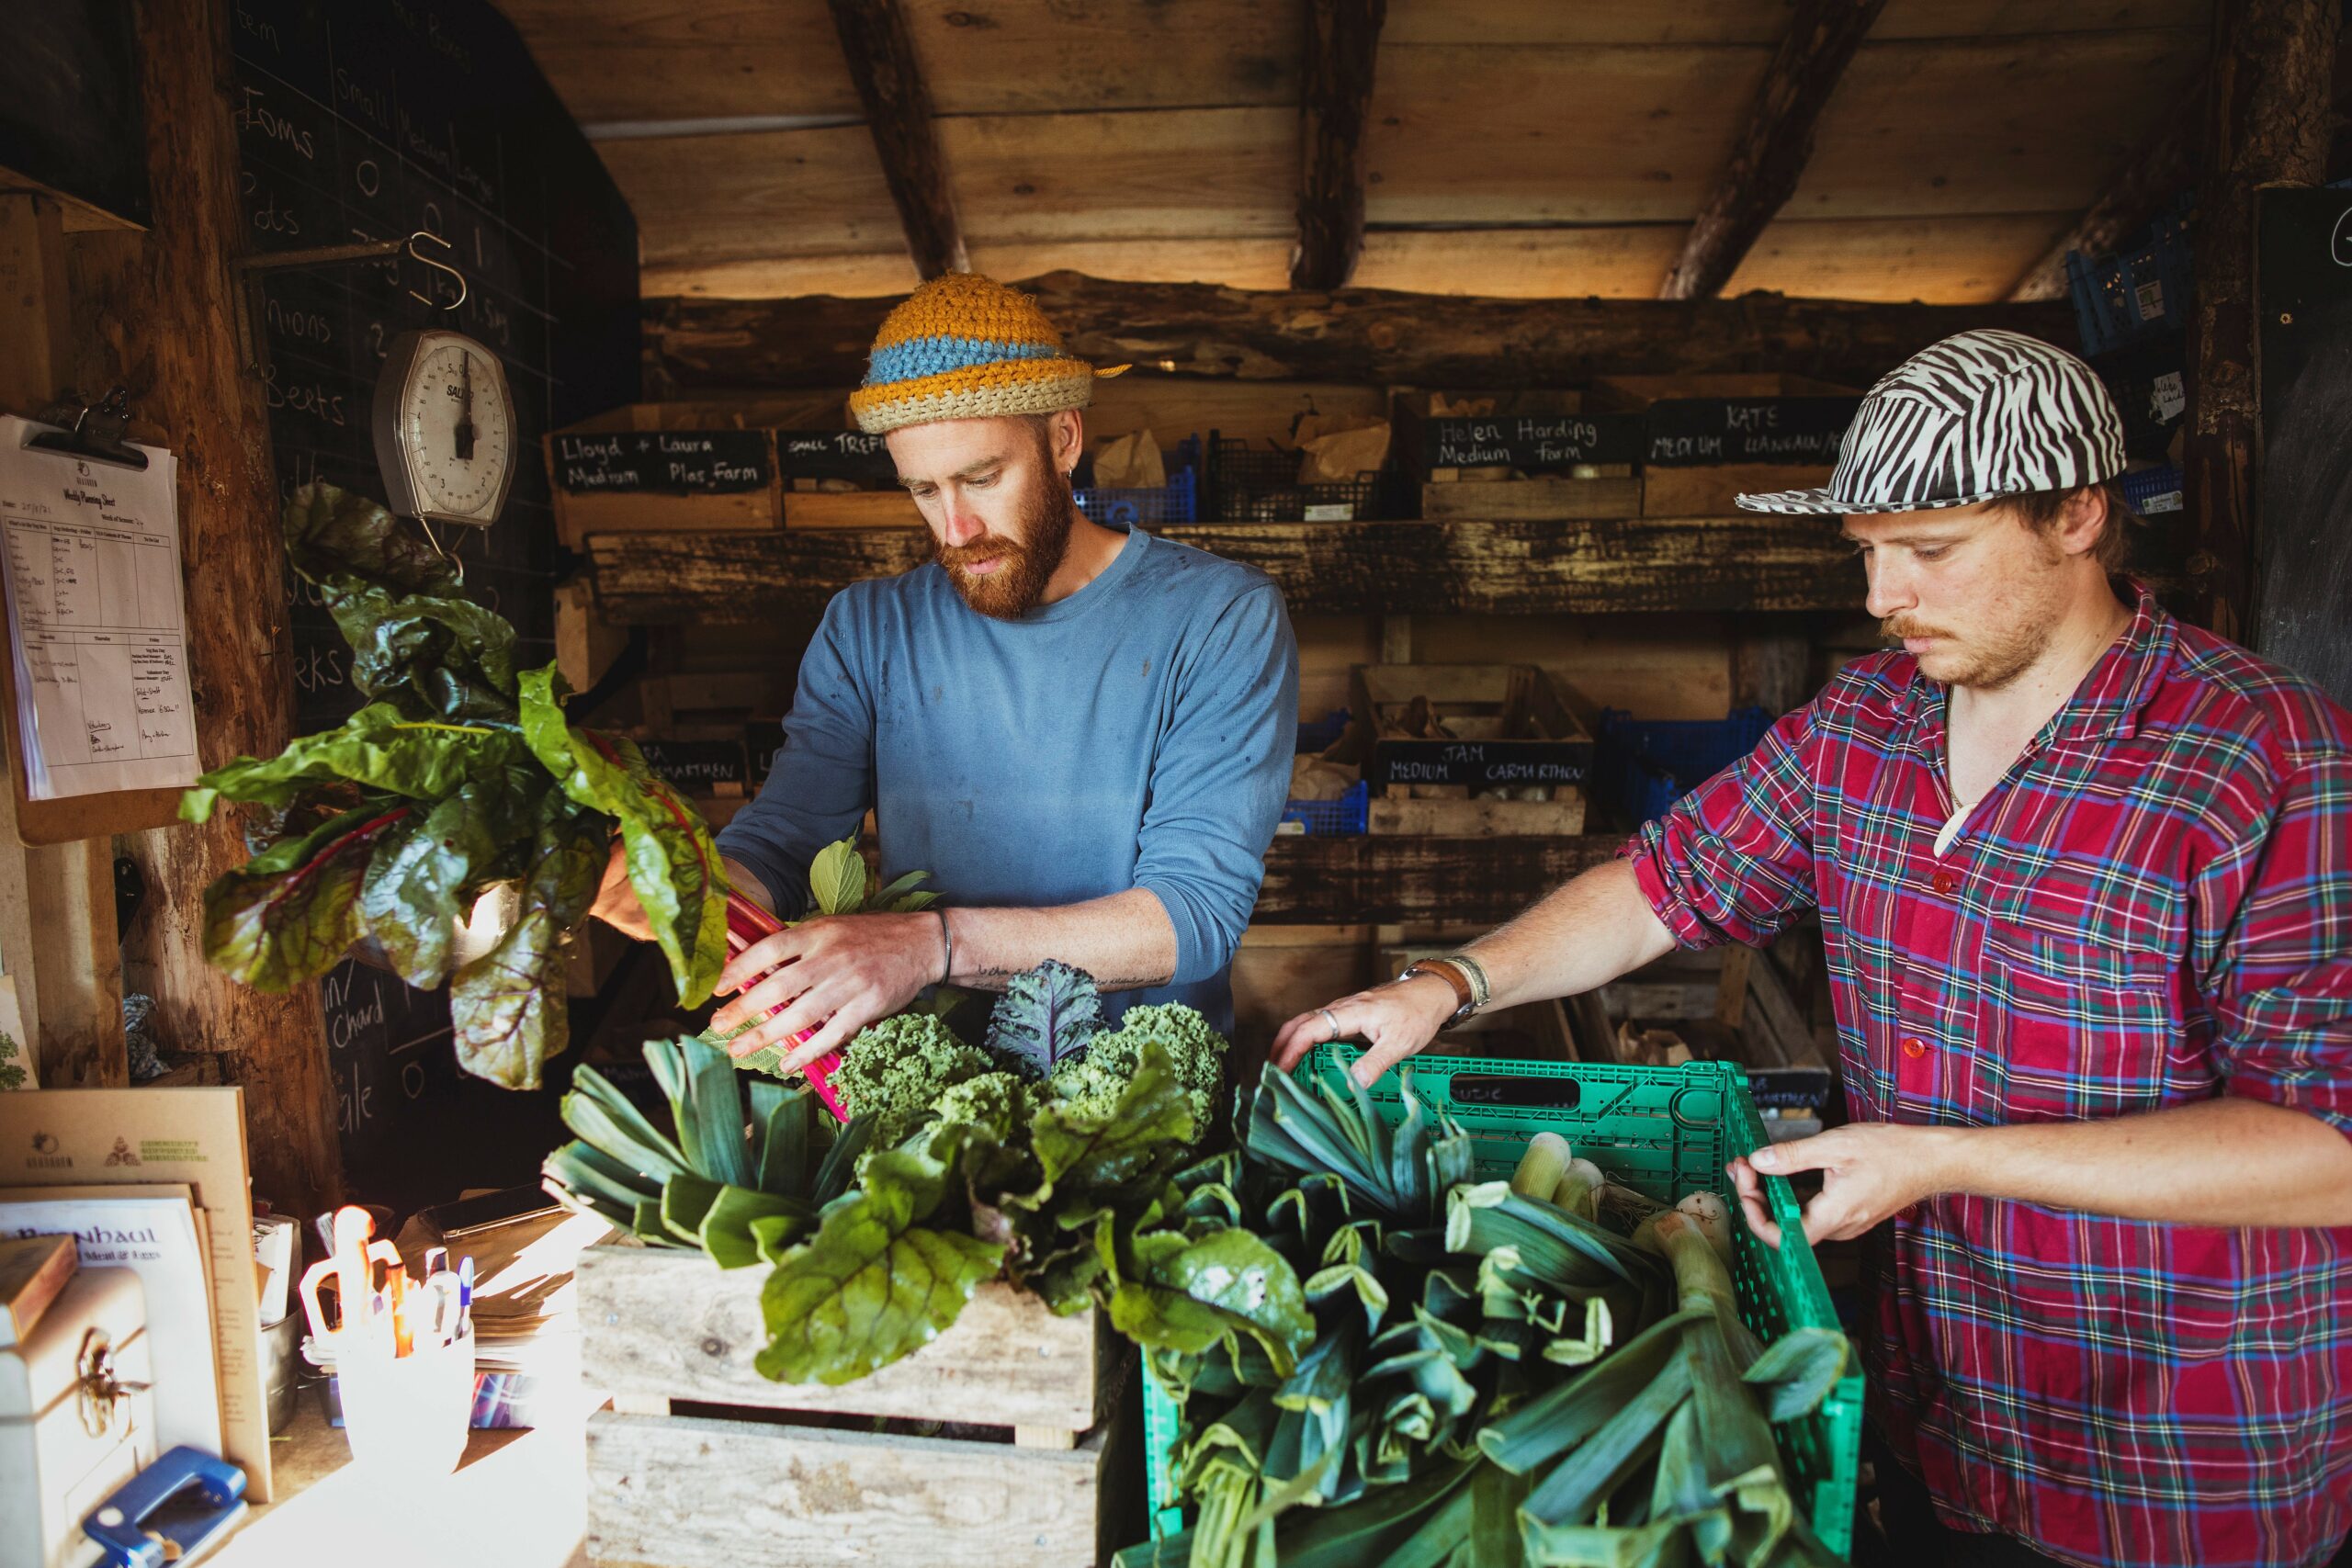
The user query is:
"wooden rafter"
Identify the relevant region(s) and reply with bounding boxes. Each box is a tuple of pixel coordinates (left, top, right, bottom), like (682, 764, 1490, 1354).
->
(1658, 0, 1888, 301)
(826, 0, 967, 279)
(643, 271, 2076, 394)
(1293, 0, 1387, 291)
(2007, 87, 2201, 301)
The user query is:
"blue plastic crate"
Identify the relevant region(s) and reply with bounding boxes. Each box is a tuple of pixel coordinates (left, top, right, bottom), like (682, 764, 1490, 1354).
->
(1597, 706, 1774, 826)
(2066, 204, 2194, 358)
(1295, 707, 1351, 755)
(1277, 778, 1367, 836)
(1076, 435, 1200, 529)
(2119, 463, 2185, 515)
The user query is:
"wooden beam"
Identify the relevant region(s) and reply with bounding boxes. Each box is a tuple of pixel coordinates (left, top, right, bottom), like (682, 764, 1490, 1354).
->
(585, 517, 1865, 625)
(2007, 86, 2202, 302)
(91, 0, 341, 1211)
(826, 0, 967, 279)
(2185, 0, 2337, 638)
(644, 272, 2077, 395)
(1293, 0, 1386, 290)
(1257, 835, 1619, 924)
(1658, 0, 1888, 301)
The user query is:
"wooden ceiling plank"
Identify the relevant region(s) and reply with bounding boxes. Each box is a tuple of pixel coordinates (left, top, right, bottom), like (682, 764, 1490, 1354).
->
(1659, 0, 1890, 299)
(1294, 0, 1389, 289)
(828, 0, 967, 277)
(2006, 83, 2200, 299)
(641, 269, 2076, 393)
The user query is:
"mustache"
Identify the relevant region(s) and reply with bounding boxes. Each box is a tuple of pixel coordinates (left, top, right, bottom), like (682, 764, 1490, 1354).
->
(1882, 615, 1953, 641)
(937, 532, 1029, 571)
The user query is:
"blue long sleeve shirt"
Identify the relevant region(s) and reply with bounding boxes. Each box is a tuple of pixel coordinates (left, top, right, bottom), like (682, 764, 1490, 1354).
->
(716, 525, 1299, 1032)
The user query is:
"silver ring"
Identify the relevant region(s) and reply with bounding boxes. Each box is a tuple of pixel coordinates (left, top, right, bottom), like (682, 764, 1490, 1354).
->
(1319, 1008, 1340, 1041)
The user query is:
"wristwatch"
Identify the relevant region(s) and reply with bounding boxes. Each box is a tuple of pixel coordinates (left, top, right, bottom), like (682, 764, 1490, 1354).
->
(1397, 959, 1477, 1030)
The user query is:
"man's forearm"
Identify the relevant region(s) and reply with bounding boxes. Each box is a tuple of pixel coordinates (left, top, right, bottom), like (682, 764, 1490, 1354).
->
(722, 856, 775, 915)
(944, 887, 1179, 992)
(1932, 1096, 2352, 1228)
(1464, 860, 1680, 1012)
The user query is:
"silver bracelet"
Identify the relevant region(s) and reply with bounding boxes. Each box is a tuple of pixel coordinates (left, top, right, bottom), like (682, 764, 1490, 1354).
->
(1447, 952, 1492, 1010)
(936, 908, 955, 985)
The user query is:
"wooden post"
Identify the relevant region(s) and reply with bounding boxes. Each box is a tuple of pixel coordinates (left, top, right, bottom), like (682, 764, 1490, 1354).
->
(0, 192, 128, 1089)
(2183, 0, 2336, 639)
(1658, 0, 1887, 302)
(827, 0, 967, 280)
(78, 0, 341, 1210)
(1292, 0, 1386, 292)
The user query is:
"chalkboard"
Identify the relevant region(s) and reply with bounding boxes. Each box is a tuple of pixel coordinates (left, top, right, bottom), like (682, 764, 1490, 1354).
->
(776, 430, 898, 487)
(1641, 399, 1859, 467)
(229, 0, 639, 1185)
(2255, 187, 2352, 707)
(1368, 738, 1595, 790)
(636, 738, 750, 793)
(554, 430, 772, 495)
(1421, 414, 1642, 473)
(745, 720, 786, 784)
(0, 1, 151, 226)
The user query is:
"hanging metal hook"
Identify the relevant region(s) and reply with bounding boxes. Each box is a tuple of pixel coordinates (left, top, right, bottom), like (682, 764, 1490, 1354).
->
(402, 230, 468, 311)
(418, 514, 463, 587)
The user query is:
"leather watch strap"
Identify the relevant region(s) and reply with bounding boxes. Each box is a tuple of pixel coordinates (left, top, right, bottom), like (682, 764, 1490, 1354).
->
(1399, 959, 1476, 1026)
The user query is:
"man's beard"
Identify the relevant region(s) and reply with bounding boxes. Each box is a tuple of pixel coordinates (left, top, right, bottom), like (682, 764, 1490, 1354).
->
(935, 467, 1077, 621)
(1882, 538, 2069, 692)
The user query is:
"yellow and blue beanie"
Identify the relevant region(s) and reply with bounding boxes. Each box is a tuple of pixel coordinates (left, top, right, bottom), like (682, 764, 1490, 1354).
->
(849, 273, 1120, 435)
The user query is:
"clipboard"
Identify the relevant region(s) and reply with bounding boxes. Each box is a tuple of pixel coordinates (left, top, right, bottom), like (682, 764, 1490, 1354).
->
(0, 395, 194, 845)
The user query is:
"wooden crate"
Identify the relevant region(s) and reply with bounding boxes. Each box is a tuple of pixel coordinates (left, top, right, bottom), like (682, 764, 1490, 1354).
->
(1639, 462, 1833, 518)
(1348, 663, 1593, 835)
(783, 486, 923, 530)
(1396, 388, 1640, 521)
(577, 1245, 1137, 1568)
(548, 404, 786, 548)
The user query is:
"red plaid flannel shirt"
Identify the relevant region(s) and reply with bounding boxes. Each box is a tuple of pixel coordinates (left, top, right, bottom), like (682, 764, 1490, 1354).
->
(1625, 586, 2352, 1568)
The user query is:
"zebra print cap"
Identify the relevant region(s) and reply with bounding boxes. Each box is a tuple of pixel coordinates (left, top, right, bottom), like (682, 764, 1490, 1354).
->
(1735, 329, 2125, 515)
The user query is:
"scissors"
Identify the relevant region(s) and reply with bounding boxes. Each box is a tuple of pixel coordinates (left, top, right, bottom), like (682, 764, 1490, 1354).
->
(296, 1205, 402, 1350)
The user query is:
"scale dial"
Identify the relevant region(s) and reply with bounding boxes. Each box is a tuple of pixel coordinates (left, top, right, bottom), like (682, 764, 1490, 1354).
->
(371, 328, 517, 526)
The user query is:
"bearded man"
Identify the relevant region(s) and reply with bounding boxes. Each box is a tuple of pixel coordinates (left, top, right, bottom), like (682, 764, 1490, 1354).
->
(594, 272, 1297, 1061)
(1277, 331, 2352, 1566)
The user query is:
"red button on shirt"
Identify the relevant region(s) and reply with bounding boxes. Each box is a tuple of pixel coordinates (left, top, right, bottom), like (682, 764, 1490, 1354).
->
(1901, 1035, 1928, 1059)
(1930, 869, 1958, 897)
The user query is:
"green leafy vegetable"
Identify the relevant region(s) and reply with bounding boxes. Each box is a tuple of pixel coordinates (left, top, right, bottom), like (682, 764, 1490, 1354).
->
(183, 484, 734, 1089)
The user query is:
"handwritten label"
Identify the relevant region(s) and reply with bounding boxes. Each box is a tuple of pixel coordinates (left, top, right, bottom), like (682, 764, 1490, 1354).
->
(636, 738, 749, 792)
(1641, 398, 1858, 467)
(554, 430, 772, 495)
(1423, 414, 1641, 473)
(1369, 737, 1594, 789)
(776, 430, 898, 487)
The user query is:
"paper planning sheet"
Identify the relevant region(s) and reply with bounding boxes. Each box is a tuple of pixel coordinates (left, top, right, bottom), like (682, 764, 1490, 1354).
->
(0, 416, 197, 799)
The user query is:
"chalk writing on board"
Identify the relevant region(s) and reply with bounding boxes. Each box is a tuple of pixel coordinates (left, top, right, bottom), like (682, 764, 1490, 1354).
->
(1422, 415, 1642, 473)
(554, 431, 772, 495)
(776, 430, 899, 486)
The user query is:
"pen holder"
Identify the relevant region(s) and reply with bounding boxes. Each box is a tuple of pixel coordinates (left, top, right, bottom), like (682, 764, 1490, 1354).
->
(334, 1325, 476, 1479)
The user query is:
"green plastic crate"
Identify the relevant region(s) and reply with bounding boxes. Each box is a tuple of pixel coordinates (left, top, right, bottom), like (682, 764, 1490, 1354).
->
(1139, 1046, 1864, 1558)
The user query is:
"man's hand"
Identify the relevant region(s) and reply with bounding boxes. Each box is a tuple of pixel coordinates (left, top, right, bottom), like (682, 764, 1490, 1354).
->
(586, 838, 651, 940)
(1270, 974, 1460, 1085)
(709, 910, 948, 1074)
(1727, 1123, 1963, 1250)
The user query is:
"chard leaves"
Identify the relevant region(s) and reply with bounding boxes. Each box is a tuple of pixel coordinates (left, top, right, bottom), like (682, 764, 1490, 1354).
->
(519, 664, 728, 1009)
(187, 484, 738, 1090)
(755, 1128, 1008, 1384)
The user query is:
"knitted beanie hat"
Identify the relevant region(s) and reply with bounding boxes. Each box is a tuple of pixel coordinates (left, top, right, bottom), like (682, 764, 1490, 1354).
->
(849, 273, 1121, 435)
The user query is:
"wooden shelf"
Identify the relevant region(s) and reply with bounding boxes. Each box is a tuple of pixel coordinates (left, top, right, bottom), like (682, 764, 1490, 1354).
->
(1256, 833, 1623, 924)
(583, 515, 1864, 623)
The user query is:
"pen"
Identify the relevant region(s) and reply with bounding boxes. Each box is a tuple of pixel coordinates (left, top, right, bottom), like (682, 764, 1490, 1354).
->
(457, 1256, 473, 1335)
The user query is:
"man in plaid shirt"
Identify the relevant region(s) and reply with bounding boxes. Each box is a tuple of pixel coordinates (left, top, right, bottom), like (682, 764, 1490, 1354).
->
(1274, 332, 2352, 1567)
